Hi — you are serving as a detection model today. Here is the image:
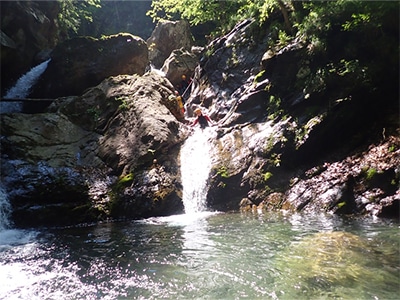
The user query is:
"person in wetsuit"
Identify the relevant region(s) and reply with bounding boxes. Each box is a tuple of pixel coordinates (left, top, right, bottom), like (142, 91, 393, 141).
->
(191, 108, 212, 129)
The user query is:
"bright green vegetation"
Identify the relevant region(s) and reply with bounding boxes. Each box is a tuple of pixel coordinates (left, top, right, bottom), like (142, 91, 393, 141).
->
(262, 171, 273, 182)
(116, 173, 134, 189)
(147, 0, 297, 36)
(216, 165, 229, 178)
(57, 0, 101, 34)
(147, 0, 397, 40)
(361, 167, 378, 181)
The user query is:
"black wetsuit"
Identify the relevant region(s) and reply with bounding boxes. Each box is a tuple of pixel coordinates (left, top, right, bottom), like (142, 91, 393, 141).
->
(198, 115, 209, 129)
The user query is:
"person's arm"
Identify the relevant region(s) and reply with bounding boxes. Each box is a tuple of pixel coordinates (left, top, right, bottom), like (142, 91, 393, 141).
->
(204, 115, 213, 124)
(191, 117, 199, 127)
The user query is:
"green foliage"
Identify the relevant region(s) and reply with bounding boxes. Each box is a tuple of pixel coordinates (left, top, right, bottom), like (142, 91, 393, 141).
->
(214, 165, 229, 188)
(86, 107, 100, 121)
(147, 0, 397, 51)
(294, 1, 348, 37)
(115, 96, 129, 110)
(361, 166, 378, 181)
(147, 0, 282, 34)
(233, 0, 277, 23)
(216, 166, 229, 178)
(294, 1, 398, 51)
(266, 95, 283, 120)
(116, 173, 134, 191)
(270, 153, 281, 167)
(254, 70, 266, 83)
(365, 168, 377, 181)
(278, 29, 290, 46)
(57, 0, 101, 34)
(263, 172, 273, 182)
(342, 13, 371, 31)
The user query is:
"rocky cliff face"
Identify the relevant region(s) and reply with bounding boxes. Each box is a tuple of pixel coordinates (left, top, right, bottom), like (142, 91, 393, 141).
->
(1, 10, 398, 227)
(189, 19, 399, 218)
(1, 20, 199, 227)
(1, 73, 188, 227)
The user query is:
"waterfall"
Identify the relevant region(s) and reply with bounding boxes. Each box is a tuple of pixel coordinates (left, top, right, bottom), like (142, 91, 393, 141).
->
(0, 186, 12, 231)
(4, 59, 50, 99)
(149, 64, 165, 77)
(180, 127, 216, 214)
(0, 185, 37, 248)
(1, 59, 50, 113)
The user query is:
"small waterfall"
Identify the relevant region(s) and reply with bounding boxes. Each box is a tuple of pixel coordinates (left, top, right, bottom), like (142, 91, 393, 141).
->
(149, 64, 165, 77)
(4, 59, 50, 99)
(180, 127, 216, 214)
(1, 59, 50, 113)
(0, 186, 12, 231)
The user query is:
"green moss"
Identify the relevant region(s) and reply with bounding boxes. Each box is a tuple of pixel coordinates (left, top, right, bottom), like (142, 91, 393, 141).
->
(115, 96, 129, 110)
(87, 107, 100, 121)
(266, 95, 284, 120)
(117, 173, 134, 187)
(361, 167, 377, 181)
(254, 70, 266, 83)
(366, 168, 377, 180)
(337, 201, 346, 208)
(263, 172, 273, 182)
(216, 166, 229, 178)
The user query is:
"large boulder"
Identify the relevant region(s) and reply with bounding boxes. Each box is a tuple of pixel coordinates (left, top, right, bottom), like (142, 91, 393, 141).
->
(147, 20, 194, 68)
(30, 33, 149, 98)
(161, 48, 199, 88)
(1, 72, 188, 227)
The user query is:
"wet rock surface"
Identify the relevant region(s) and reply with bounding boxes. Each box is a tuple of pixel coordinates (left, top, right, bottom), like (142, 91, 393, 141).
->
(1, 7, 398, 227)
(1, 73, 188, 227)
(195, 18, 399, 218)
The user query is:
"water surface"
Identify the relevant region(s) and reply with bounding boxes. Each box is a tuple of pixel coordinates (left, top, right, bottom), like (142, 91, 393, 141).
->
(1, 211, 398, 299)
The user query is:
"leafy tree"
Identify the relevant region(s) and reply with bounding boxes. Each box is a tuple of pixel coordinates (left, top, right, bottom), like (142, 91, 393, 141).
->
(147, 0, 296, 35)
(57, 0, 101, 36)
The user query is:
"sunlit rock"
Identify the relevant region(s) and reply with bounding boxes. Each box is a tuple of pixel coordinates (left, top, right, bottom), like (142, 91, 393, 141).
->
(147, 20, 194, 69)
(1, 72, 188, 227)
(161, 48, 198, 88)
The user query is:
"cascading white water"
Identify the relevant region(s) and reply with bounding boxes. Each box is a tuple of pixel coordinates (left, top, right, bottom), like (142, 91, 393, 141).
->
(1, 59, 51, 113)
(0, 185, 37, 250)
(4, 59, 50, 99)
(0, 186, 12, 231)
(149, 64, 165, 77)
(180, 127, 216, 214)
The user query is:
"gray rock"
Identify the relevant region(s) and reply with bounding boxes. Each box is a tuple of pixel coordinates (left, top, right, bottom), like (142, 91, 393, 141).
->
(30, 33, 148, 98)
(147, 20, 194, 68)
